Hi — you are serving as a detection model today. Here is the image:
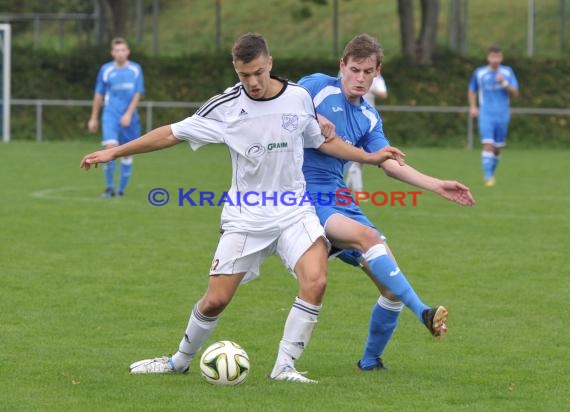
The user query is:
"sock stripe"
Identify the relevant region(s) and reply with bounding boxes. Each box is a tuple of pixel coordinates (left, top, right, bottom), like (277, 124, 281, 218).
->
(378, 295, 404, 311)
(363, 243, 388, 261)
(192, 305, 218, 323)
(292, 302, 320, 316)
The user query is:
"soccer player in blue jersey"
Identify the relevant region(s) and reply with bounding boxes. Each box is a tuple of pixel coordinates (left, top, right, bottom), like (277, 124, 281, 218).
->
(88, 37, 145, 198)
(299, 34, 475, 371)
(469, 45, 519, 187)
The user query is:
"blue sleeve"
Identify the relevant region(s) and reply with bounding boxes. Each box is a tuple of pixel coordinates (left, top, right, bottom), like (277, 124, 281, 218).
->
(135, 64, 145, 95)
(468, 71, 478, 92)
(94, 66, 106, 95)
(298, 73, 327, 98)
(360, 117, 390, 153)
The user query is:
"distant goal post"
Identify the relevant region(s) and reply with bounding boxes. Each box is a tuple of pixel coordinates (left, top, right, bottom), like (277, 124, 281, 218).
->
(0, 24, 11, 143)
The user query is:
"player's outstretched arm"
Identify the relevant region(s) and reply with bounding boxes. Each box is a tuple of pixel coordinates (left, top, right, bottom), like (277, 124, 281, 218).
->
(80, 125, 181, 170)
(434, 180, 475, 206)
(381, 160, 475, 206)
(318, 137, 405, 166)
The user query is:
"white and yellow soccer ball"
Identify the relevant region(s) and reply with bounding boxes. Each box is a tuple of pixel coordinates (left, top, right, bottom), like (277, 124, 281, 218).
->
(199, 340, 250, 386)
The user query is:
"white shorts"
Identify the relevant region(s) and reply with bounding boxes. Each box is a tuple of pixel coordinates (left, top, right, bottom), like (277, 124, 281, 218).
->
(209, 212, 327, 284)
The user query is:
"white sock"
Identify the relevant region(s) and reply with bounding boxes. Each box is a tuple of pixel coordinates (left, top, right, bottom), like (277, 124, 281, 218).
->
(171, 304, 219, 371)
(270, 297, 321, 376)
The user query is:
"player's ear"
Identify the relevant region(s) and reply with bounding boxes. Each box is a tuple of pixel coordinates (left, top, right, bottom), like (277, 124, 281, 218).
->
(267, 56, 273, 71)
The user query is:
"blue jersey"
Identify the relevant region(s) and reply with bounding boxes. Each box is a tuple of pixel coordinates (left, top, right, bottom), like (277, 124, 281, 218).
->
(299, 73, 390, 194)
(95, 60, 145, 119)
(468, 65, 518, 118)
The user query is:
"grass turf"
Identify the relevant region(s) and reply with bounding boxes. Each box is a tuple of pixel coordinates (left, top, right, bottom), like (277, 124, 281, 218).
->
(1, 142, 568, 411)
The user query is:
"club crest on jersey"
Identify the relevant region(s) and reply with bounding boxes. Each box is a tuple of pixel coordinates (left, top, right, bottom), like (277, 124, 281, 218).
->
(282, 114, 299, 132)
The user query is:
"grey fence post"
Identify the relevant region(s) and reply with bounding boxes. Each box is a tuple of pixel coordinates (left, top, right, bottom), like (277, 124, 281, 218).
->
(36, 101, 43, 142)
(33, 17, 40, 49)
(467, 114, 473, 149)
(146, 103, 153, 133)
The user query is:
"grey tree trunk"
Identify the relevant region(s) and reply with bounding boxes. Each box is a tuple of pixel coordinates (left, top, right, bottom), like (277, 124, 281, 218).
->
(397, 0, 441, 65)
(398, 0, 416, 62)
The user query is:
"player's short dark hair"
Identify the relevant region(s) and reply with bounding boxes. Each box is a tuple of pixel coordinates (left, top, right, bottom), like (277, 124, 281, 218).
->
(110, 37, 128, 49)
(232, 33, 270, 63)
(342, 34, 384, 67)
(487, 45, 502, 54)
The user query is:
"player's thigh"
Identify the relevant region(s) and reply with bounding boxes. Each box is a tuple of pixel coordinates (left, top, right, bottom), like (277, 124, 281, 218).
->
(493, 119, 509, 148)
(478, 117, 495, 146)
(325, 212, 384, 251)
(101, 113, 120, 146)
(119, 117, 142, 145)
(276, 212, 327, 276)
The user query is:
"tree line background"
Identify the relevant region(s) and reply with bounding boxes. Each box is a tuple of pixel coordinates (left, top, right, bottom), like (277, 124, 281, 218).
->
(1, 0, 569, 146)
(1, 0, 568, 61)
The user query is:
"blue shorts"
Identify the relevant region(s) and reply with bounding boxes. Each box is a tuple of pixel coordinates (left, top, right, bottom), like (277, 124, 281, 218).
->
(479, 115, 510, 147)
(312, 191, 385, 267)
(102, 112, 141, 146)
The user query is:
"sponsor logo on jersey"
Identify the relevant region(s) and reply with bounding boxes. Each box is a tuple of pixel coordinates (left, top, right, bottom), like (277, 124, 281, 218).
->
(239, 108, 248, 116)
(267, 142, 288, 151)
(281, 114, 299, 132)
(111, 82, 135, 90)
(245, 143, 266, 158)
(332, 106, 344, 112)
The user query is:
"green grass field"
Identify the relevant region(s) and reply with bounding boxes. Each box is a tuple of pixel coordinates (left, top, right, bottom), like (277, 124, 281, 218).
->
(1, 142, 568, 411)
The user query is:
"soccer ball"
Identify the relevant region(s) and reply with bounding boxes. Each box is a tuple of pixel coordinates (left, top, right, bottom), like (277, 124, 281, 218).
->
(199, 340, 250, 386)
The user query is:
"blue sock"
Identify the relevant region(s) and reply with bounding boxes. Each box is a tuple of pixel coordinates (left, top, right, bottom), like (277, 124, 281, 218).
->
(359, 296, 403, 369)
(491, 154, 501, 174)
(103, 160, 115, 190)
(364, 244, 428, 321)
(118, 157, 133, 194)
(481, 151, 494, 180)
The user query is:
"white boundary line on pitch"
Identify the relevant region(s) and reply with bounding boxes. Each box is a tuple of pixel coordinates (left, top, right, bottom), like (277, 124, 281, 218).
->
(30, 186, 141, 204)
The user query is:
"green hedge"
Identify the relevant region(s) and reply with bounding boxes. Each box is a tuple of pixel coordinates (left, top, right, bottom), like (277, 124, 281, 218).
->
(10, 46, 570, 147)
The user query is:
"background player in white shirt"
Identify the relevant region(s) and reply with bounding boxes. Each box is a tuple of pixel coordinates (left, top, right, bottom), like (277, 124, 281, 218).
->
(346, 73, 388, 192)
(80, 33, 404, 384)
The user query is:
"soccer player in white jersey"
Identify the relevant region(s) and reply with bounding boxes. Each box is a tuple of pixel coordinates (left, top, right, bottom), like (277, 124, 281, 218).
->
(468, 45, 519, 187)
(299, 34, 475, 371)
(88, 37, 145, 198)
(345, 73, 388, 192)
(80, 33, 404, 384)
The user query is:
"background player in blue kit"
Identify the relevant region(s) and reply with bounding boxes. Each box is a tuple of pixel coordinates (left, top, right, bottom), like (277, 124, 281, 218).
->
(468, 45, 519, 187)
(88, 37, 145, 198)
(299, 34, 475, 371)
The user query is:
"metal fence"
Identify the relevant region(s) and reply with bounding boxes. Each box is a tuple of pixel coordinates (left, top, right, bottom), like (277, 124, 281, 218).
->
(9, 98, 570, 148)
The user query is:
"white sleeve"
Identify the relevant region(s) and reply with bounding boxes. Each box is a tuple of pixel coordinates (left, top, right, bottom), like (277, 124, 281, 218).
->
(370, 76, 387, 94)
(303, 116, 325, 149)
(170, 114, 225, 151)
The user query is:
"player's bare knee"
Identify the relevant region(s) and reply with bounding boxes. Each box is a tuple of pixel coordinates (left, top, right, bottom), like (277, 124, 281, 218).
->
(359, 226, 384, 251)
(199, 294, 231, 316)
(298, 271, 327, 300)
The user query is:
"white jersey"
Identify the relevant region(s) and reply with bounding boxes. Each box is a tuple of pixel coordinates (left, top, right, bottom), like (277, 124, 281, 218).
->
(171, 78, 325, 233)
(364, 75, 387, 106)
